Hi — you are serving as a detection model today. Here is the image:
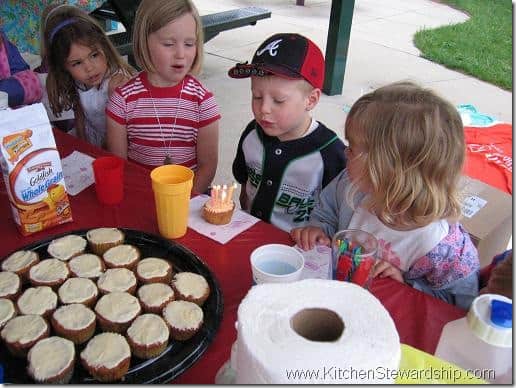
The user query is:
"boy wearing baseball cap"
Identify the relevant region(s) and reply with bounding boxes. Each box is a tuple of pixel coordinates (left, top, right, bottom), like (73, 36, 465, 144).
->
(229, 33, 346, 232)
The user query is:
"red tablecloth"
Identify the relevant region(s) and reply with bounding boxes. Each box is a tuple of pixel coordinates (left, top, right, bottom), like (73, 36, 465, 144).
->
(0, 129, 466, 384)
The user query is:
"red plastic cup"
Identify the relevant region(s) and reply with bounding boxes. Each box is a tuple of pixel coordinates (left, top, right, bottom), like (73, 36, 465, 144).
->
(92, 156, 125, 205)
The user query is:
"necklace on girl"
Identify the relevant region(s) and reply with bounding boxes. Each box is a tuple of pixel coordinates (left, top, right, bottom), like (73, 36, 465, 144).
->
(148, 79, 185, 165)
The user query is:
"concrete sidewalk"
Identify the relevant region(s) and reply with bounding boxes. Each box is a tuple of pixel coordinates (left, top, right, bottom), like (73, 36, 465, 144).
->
(193, 0, 512, 186)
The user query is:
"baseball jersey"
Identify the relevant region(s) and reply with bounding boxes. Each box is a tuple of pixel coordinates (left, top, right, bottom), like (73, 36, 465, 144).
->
(233, 119, 346, 232)
(106, 72, 220, 169)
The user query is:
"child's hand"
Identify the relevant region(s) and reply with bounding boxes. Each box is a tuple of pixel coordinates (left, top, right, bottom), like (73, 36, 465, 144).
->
(372, 260, 404, 283)
(290, 227, 330, 251)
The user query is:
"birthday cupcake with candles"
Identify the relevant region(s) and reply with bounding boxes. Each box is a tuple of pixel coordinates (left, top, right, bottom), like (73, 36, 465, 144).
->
(202, 183, 237, 225)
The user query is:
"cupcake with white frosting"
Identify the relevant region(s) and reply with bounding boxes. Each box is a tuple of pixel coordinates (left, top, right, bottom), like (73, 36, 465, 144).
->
(202, 198, 235, 225)
(1, 250, 39, 281)
(27, 336, 75, 383)
(51, 303, 96, 344)
(80, 332, 131, 382)
(47, 235, 87, 261)
(68, 253, 105, 279)
(171, 272, 210, 306)
(1, 314, 49, 357)
(136, 257, 172, 284)
(95, 291, 141, 333)
(0, 271, 21, 300)
(0, 298, 16, 329)
(137, 283, 175, 314)
(17, 286, 58, 319)
(127, 313, 169, 359)
(103, 244, 140, 270)
(28, 258, 70, 289)
(97, 268, 137, 294)
(58, 278, 98, 307)
(162, 300, 203, 341)
(86, 227, 125, 256)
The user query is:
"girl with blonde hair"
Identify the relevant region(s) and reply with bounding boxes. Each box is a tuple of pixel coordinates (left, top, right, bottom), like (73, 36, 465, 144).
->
(106, 0, 220, 194)
(291, 81, 479, 309)
(43, 4, 134, 147)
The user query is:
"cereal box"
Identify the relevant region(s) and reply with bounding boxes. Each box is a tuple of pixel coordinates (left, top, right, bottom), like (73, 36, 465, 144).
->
(0, 103, 73, 235)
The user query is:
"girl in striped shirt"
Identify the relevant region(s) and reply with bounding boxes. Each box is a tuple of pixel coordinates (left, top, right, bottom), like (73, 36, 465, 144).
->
(106, 0, 220, 194)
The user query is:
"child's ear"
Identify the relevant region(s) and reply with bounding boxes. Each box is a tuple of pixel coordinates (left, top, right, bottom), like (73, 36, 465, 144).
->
(306, 88, 321, 111)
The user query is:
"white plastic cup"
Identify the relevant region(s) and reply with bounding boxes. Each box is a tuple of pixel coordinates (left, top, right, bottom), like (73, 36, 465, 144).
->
(250, 244, 304, 285)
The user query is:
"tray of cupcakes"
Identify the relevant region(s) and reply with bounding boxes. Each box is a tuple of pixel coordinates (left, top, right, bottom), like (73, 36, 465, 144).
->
(0, 228, 223, 383)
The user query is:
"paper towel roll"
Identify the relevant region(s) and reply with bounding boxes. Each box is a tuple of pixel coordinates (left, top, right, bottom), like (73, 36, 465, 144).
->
(234, 279, 400, 384)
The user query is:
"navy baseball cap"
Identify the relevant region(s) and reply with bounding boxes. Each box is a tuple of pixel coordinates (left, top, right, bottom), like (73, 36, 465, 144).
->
(228, 33, 325, 89)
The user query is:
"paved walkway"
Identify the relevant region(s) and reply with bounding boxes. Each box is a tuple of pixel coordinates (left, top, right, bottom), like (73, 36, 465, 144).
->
(193, 0, 512, 185)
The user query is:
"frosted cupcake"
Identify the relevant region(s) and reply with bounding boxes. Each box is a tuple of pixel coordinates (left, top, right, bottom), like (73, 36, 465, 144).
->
(162, 300, 203, 341)
(95, 291, 141, 333)
(127, 314, 169, 359)
(80, 332, 131, 382)
(27, 336, 75, 383)
(68, 253, 105, 279)
(0, 298, 16, 329)
(28, 258, 70, 289)
(136, 257, 172, 284)
(137, 283, 175, 314)
(97, 268, 137, 294)
(0, 271, 21, 300)
(51, 303, 96, 345)
(17, 286, 58, 318)
(103, 244, 140, 270)
(47, 234, 87, 261)
(202, 198, 235, 225)
(1, 314, 49, 357)
(86, 227, 125, 256)
(171, 272, 210, 306)
(58, 277, 98, 307)
(1, 250, 39, 281)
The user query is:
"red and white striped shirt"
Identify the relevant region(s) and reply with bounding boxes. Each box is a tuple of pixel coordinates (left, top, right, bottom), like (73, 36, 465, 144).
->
(106, 72, 220, 169)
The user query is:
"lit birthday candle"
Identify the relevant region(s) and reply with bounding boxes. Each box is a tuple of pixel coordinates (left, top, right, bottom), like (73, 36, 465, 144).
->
(221, 184, 227, 204)
(227, 182, 237, 204)
(203, 182, 238, 225)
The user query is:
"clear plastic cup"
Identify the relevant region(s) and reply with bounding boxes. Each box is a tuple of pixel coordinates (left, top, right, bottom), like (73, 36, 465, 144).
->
(331, 229, 378, 289)
(150, 165, 194, 239)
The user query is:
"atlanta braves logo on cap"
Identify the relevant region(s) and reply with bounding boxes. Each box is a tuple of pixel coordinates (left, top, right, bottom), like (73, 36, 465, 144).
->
(228, 33, 325, 89)
(256, 39, 282, 57)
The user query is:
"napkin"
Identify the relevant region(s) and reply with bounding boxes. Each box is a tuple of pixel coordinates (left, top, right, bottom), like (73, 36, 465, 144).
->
(61, 151, 95, 196)
(188, 195, 260, 244)
(295, 244, 332, 280)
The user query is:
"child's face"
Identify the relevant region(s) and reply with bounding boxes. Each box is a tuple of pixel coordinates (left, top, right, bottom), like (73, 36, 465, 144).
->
(64, 43, 108, 88)
(147, 12, 197, 87)
(251, 76, 316, 141)
(344, 134, 370, 192)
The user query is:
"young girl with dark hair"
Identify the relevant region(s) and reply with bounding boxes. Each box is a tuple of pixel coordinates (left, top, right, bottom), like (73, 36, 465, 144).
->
(43, 4, 134, 147)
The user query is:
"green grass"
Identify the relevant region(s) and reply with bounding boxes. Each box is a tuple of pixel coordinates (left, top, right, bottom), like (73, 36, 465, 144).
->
(413, 0, 512, 90)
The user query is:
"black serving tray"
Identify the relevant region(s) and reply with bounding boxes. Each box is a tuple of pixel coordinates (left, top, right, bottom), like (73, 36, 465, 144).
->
(0, 228, 223, 384)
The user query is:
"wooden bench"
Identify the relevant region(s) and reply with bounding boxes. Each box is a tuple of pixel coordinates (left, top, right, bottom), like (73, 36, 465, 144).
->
(91, 1, 271, 67)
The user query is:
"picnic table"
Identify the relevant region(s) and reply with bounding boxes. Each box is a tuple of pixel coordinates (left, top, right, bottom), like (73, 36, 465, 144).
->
(91, 1, 271, 68)
(0, 128, 467, 383)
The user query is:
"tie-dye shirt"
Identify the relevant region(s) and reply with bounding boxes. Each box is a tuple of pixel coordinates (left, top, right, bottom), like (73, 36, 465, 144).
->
(0, 1, 104, 55)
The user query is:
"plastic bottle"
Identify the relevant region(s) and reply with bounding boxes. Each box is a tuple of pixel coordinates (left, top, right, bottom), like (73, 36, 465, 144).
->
(435, 294, 512, 384)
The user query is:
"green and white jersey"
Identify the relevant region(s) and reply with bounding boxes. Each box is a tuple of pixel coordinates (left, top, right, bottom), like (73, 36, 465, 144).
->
(232, 119, 346, 232)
